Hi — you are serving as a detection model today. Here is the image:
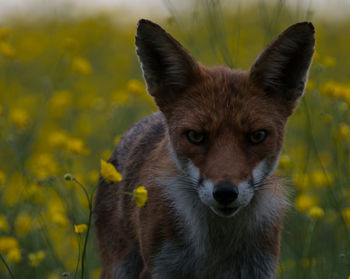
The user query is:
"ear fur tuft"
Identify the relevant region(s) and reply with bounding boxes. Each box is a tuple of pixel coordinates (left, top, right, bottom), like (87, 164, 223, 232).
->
(135, 19, 199, 97)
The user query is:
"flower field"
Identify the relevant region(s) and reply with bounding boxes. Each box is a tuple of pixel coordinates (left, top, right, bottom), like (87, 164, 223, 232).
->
(0, 2, 350, 278)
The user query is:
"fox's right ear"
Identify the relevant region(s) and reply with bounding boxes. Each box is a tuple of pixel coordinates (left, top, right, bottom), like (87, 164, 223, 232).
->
(135, 19, 200, 103)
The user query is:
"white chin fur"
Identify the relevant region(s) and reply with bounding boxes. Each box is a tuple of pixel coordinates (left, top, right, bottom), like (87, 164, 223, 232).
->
(210, 206, 242, 218)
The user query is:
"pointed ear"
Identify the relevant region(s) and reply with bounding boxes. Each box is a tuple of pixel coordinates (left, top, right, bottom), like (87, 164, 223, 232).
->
(249, 22, 315, 105)
(135, 19, 200, 100)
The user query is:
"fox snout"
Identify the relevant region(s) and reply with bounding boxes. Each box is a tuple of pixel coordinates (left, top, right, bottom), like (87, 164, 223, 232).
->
(197, 171, 254, 218)
(196, 158, 278, 217)
(212, 181, 239, 205)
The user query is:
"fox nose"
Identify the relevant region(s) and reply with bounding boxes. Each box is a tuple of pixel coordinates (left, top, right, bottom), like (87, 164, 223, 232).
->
(213, 181, 239, 205)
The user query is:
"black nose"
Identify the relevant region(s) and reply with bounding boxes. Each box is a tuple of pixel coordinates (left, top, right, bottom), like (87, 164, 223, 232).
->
(213, 181, 239, 205)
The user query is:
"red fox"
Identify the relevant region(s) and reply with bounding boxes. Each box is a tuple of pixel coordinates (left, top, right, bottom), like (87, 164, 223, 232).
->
(95, 19, 315, 279)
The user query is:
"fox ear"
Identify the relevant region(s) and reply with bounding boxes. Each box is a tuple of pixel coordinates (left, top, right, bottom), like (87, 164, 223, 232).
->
(249, 22, 315, 105)
(135, 19, 199, 99)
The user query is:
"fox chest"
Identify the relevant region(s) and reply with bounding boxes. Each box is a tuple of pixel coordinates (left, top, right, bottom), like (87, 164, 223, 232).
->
(152, 242, 236, 279)
(151, 241, 276, 279)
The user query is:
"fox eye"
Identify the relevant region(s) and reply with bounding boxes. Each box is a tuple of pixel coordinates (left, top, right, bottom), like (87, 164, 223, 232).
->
(249, 130, 268, 145)
(186, 130, 206, 145)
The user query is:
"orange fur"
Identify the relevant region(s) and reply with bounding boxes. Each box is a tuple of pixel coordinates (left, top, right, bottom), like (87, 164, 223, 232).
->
(95, 19, 315, 279)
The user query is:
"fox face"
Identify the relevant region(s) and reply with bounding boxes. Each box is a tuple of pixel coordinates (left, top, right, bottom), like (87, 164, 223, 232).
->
(136, 20, 315, 218)
(163, 72, 287, 217)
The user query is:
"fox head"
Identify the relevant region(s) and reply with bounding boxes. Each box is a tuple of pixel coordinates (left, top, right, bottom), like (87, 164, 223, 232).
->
(135, 19, 315, 218)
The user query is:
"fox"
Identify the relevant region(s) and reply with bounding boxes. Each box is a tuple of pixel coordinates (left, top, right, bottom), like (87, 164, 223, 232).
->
(94, 19, 315, 279)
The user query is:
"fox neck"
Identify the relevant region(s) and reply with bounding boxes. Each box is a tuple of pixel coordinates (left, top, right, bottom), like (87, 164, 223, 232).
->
(159, 142, 286, 257)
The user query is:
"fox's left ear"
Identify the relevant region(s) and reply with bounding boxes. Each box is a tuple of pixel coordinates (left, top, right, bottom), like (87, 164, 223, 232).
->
(249, 22, 315, 108)
(135, 19, 200, 105)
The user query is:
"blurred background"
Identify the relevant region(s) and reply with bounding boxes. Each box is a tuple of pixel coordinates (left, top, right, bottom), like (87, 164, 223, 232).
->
(0, 0, 349, 278)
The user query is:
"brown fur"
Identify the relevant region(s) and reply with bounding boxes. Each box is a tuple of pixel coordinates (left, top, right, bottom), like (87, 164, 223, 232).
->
(95, 19, 315, 279)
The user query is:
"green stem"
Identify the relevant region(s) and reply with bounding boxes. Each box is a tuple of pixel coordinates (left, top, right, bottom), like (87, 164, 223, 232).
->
(80, 196, 93, 279)
(74, 235, 81, 279)
(73, 178, 92, 209)
(301, 219, 316, 279)
(69, 175, 94, 279)
(0, 253, 16, 279)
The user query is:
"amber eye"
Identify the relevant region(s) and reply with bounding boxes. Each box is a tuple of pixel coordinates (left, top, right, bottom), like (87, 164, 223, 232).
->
(249, 130, 268, 145)
(186, 130, 206, 145)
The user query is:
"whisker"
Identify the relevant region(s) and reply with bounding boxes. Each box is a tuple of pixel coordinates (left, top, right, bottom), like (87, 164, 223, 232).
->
(252, 170, 272, 192)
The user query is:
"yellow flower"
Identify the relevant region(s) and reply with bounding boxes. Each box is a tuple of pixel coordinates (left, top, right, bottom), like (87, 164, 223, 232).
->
(0, 237, 21, 263)
(100, 160, 122, 182)
(52, 212, 69, 228)
(51, 90, 72, 107)
(306, 79, 315, 91)
(293, 173, 309, 191)
(342, 208, 350, 228)
(126, 79, 155, 106)
(10, 108, 29, 129)
(66, 138, 88, 155)
(295, 194, 317, 212)
(0, 41, 16, 58)
(47, 273, 60, 279)
(308, 206, 325, 219)
(311, 170, 332, 188)
(112, 90, 130, 105)
(23, 183, 45, 204)
(49, 90, 73, 117)
(15, 212, 32, 236)
(28, 153, 58, 179)
(339, 123, 350, 139)
(320, 81, 350, 105)
(322, 56, 336, 68)
(2, 172, 24, 206)
(74, 224, 88, 234)
(0, 170, 7, 187)
(0, 214, 10, 233)
(127, 79, 146, 96)
(133, 186, 148, 207)
(62, 37, 78, 50)
(7, 248, 21, 263)
(0, 236, 19, 254)
(28, 250, 45, 267)
(278, 154, 291, 170)
(72, 56, 92, 76)
(49, 131, 69, 148)
(0, 27, 11, 40)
